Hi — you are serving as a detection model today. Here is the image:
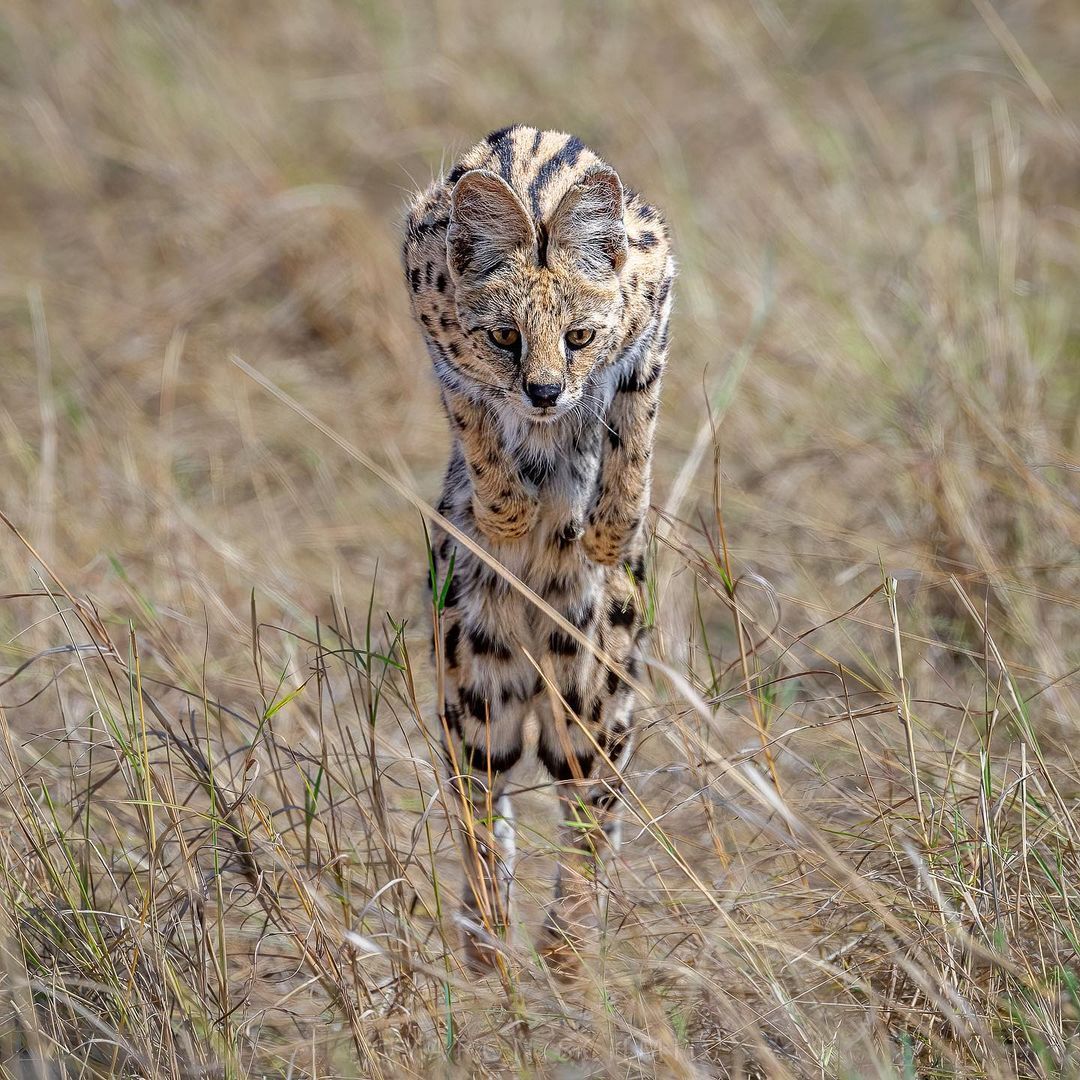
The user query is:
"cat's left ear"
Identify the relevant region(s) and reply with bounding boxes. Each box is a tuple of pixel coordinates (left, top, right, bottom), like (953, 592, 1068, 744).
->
(547, 165, 627, 279)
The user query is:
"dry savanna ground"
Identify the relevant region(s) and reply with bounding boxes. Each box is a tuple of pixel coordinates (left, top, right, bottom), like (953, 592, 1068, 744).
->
(1, 1, 1078, 1076)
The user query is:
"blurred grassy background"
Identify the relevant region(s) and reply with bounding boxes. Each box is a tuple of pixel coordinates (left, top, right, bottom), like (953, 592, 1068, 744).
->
(1, 1, 1078, 1076)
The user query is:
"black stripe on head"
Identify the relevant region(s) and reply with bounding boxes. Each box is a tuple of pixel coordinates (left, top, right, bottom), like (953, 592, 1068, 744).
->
(447, 164, 467, 184)
(535, 221, 550, 269)
(529, 135, 585, 217)
(487, 125, 518, 181)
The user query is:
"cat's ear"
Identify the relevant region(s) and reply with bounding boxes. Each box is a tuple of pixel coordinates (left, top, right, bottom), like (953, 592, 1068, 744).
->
(547, 165, 627, 279)
(446, 169, 536, 286)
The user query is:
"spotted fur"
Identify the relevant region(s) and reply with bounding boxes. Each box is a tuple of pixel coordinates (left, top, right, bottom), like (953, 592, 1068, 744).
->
(403, 125, 674, 970)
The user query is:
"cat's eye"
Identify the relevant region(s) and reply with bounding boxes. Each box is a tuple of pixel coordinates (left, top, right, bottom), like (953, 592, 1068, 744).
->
(487, 326, 521, 350)
(565, 327, 596, 350)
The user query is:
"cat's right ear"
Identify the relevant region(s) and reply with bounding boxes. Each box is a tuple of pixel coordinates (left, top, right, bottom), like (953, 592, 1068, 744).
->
(547, 165, 627, 280)
(446, 169, 537, 287)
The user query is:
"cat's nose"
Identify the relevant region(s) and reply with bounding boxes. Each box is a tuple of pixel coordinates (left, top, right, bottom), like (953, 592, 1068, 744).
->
(525, 382, 563, 408)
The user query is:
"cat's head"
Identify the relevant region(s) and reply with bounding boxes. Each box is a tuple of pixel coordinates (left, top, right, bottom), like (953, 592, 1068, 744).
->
(445, 165, 627, 422)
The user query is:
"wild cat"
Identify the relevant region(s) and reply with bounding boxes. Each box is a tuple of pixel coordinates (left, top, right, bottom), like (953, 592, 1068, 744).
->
(403, 125, 673, 971)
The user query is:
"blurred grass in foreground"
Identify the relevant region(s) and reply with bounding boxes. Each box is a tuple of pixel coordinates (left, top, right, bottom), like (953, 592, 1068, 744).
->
(0, 0, 1078, 1076)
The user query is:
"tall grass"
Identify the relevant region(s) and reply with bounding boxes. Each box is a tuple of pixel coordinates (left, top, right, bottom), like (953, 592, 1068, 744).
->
(1, 1, 1077, 1075)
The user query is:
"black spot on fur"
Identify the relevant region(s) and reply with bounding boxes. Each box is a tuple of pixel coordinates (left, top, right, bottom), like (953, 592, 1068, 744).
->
(460, 685, 489, 723)
(543, 573, 575, 597)
(563, 688, 583, 717)
(461, 740, 522, 776)
(608, 427, 621, 450)
(424, 261, 434, 286)
(630, 555, 647, 583)
(568, 598, 596, 630)
(637, 203, 657, 221)
(617, 362, 662, 394)
(442, 576, 460, 609)
(590, 698, 603, 725)
(500, 679, 537, 705)
(557, 520, 584, 548)
(537, 743, 594, 783)
(409, 267, 420, 291)
(608, 596, 637, 628)
(496, 682, 531, 708)
(548, 630, 578, 656)
(443, 701, 463, 736)
(630, 231, 658, 251)
(444, 622, 461, 668)
(467, 625, 513, 660)
(436, 272, 447, 292)
(519, 453, 554, 487)
(447, 164, 467, 184)
(606, 668, 621, 695)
